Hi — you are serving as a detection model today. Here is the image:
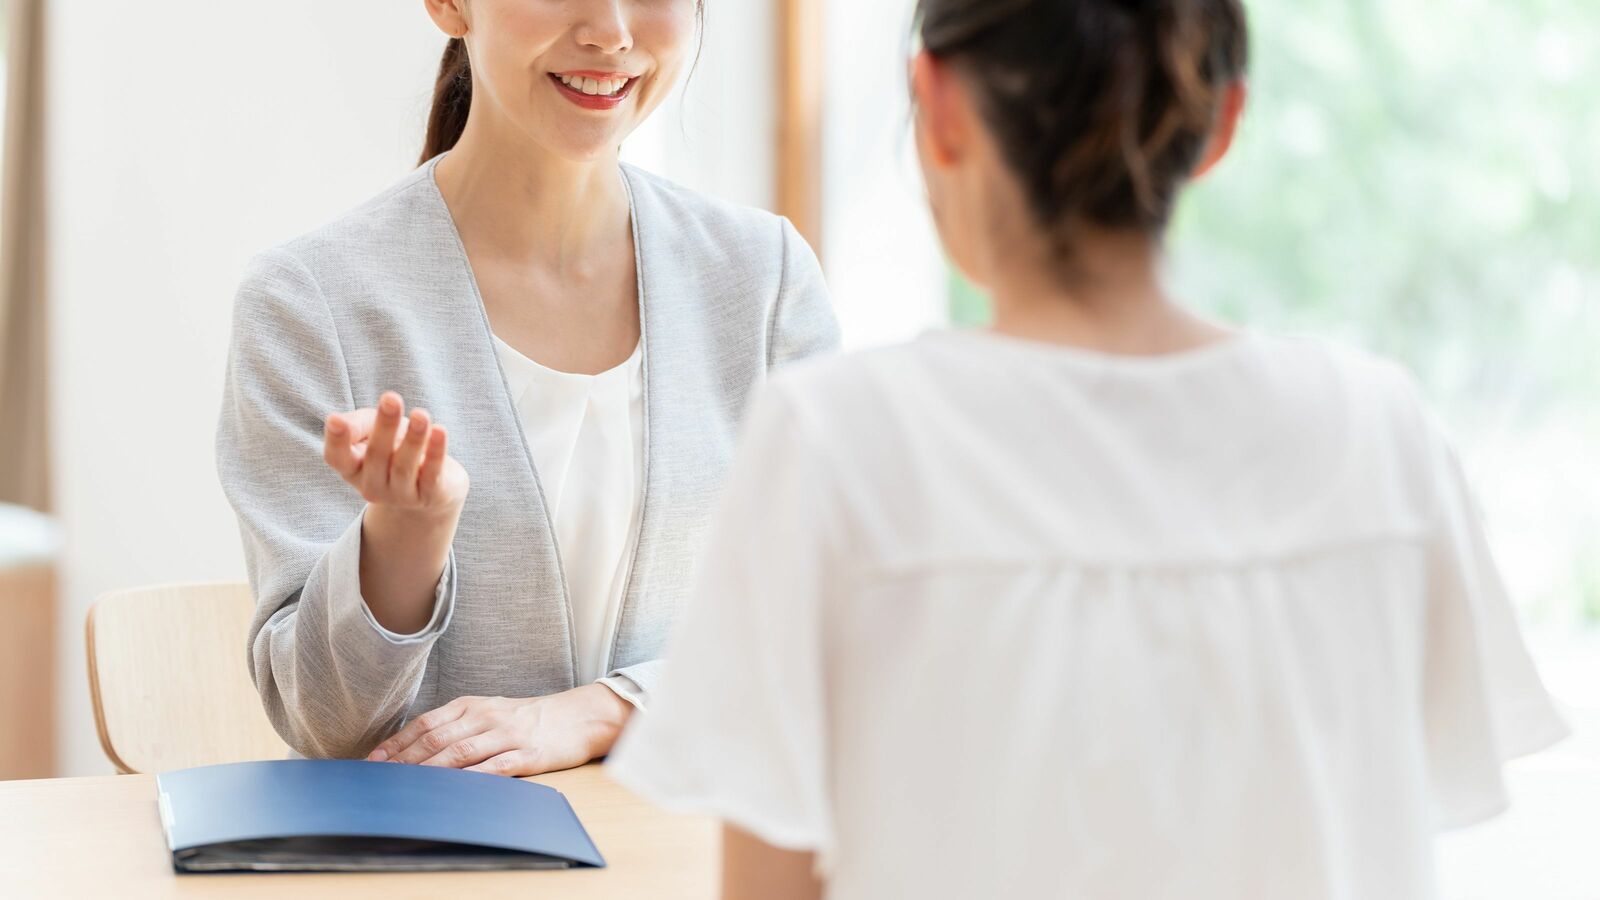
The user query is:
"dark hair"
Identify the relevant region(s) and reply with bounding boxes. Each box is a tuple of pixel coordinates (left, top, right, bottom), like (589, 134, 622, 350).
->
(917, 0, 1249, 254)
(420, 37, 473, 165)
(419, 3, 708, 165)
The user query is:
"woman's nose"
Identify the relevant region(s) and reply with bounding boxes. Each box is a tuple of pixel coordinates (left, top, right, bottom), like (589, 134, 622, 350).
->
(573, 0, 634, 55)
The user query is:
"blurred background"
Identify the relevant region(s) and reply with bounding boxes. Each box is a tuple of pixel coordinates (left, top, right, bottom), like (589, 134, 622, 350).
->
(0, 1, 1594, 896)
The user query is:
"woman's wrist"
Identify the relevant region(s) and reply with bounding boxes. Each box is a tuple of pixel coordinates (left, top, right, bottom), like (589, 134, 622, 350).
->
(577, 682, 636, 760)
(364, 496, 465, 534)
(359, 500, 464, 634)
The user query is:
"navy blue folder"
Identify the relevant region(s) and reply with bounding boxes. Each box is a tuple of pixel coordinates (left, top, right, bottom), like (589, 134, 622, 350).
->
(155, 759, 606, 873)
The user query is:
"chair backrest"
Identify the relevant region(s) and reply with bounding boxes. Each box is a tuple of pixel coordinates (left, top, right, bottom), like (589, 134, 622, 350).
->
(86, 582, 287, 774)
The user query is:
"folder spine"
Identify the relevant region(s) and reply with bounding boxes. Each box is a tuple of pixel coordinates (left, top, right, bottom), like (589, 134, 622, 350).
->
(157, 788, 175, 849)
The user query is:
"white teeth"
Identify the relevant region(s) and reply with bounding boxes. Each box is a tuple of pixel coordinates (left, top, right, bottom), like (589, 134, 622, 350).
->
(557, 74, 628, 97)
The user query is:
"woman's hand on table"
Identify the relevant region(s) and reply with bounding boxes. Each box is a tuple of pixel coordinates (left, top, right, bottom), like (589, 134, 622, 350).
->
(366, 685, 636, 776)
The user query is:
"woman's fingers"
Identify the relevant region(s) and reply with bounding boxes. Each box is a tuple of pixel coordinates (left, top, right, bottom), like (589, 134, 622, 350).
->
(465, 749, 541, 778)
(323, 414, 361, 479)
(368, 697, 469, 762)
(389, 716, 493, 767)
(324, 396, 460, 510)
(390, 409, 432, 498)
(362, 393, 405, 494)
(323, 408, 380, 480)
(419, 727, 520, 770)
(339, 408, 379, 444)
(416, 427, 450, 502)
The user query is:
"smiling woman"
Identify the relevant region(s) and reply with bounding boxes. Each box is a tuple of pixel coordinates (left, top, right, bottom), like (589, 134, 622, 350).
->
(216, 0, 838, 777)
(419, 0, 704, 165)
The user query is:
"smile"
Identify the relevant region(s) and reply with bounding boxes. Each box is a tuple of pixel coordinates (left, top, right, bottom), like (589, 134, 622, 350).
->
(549, 71, 639, 110)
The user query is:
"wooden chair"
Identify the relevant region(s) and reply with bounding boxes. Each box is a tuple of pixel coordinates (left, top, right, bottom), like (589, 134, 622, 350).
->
(86, 582, 288, 774)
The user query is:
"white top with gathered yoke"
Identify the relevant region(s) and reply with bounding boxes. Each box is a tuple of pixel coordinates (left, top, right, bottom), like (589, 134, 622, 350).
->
(612, 330, 1568, 900)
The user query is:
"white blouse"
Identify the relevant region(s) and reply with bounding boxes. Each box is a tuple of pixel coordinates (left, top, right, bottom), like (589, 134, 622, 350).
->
(493, 335, 645, 699)
(610, 330, 1569, 900)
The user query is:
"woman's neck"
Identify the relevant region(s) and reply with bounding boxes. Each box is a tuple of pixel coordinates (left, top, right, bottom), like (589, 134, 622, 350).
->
(432, 116, 631, 272)
(982, 230, 1231, 356)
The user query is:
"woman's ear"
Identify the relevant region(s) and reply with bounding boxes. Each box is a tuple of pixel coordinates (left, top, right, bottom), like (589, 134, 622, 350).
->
(1192, 80, 1247, 180)
(424, 0, 469, 39)
(911, 50, 967, 169)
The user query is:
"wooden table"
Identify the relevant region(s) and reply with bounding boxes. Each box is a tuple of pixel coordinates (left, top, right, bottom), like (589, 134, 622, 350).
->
(0, 763, 717, 899)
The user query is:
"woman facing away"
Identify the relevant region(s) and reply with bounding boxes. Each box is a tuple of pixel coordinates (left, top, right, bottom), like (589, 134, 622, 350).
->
(608, 0, 1568, 897)
(215, 0, 838, 775)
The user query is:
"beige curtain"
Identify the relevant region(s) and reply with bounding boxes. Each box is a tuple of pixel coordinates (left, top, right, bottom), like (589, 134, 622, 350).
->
(0, 0, 50, 512)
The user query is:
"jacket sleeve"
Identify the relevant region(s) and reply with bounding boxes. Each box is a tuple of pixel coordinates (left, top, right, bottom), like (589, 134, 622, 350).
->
(216, 249, 457, 759)
(767, 216, 843, 371)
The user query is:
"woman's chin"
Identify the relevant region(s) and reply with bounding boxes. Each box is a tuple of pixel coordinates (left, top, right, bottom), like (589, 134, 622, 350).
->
(561, 140, 630, 164)
(523, 121, 636, 164)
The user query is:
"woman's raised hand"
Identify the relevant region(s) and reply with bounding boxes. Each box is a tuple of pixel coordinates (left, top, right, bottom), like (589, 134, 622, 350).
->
(324, 392, 470, 635)
(323, 392, 469, 514)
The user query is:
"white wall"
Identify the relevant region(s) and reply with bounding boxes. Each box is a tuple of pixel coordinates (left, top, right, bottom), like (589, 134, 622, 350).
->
(46, 1, 774, 776)
(626, 1, 775, 208)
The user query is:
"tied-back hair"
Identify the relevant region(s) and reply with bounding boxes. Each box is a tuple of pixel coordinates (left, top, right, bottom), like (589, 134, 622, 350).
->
(420, 37, 472, 165)
(917, 0, 1250, 257)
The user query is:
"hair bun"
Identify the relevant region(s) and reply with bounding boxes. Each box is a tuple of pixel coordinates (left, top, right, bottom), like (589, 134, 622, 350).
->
(919, 0, 1037, 51)
(1109, 0, 1166, 15)
(915, 0, 1249, 262)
